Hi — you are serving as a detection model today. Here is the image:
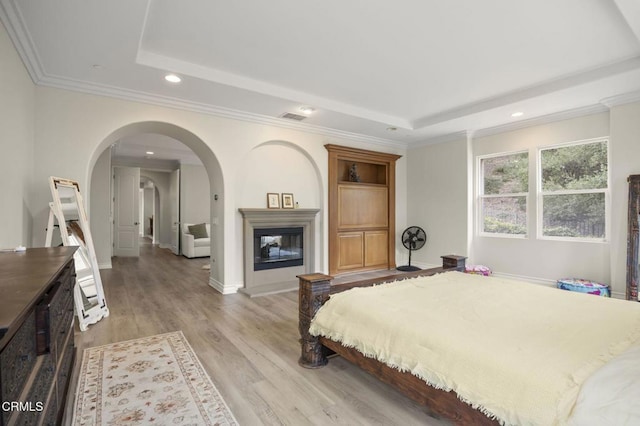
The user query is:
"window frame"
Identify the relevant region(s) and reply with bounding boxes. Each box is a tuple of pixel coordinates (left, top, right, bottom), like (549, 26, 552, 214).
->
(536, 137, 609, 243)
(477, 150, 529, 239)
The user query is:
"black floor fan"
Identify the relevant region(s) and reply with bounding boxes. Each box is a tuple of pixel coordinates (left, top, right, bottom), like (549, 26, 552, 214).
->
(397, 226, 427, 272)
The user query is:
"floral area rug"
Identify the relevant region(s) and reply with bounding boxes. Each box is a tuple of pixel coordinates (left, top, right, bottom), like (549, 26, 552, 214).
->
(73, 331, 238, 425)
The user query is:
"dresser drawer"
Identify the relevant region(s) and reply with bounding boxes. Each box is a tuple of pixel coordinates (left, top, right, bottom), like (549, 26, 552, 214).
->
(56, 335, 75, 412)
(57, 262, 74, 290)
(51, 305, 74, 364)
(0, 311, 37, 425)
(36, 269, 74, 356)
(40, 396, 58, 426)
(11, 355, 56, 425)
(26, 354, 56, 408)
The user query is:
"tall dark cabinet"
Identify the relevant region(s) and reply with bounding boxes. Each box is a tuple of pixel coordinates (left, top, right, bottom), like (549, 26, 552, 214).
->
(0, 247, 77, 426)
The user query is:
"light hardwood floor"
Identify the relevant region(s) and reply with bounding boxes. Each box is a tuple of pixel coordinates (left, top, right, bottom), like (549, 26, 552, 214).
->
(66, 242, 449, 425)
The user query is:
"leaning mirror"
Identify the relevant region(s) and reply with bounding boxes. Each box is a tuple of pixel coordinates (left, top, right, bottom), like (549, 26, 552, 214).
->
(46, 177, 110, 330)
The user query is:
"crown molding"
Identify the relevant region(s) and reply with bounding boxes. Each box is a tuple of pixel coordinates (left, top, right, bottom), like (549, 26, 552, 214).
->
(411, 104, 609, 147)
(411, 94, 640, 146)
(35, 73, 408, 150)
(408, 131, 469, 149)
(137, 49, 412, 130)
(600, 90, 640, 108)
(472, 104, 609, 139)
(411, 55, 640, 130)
(0, 0, 45, 82)
(0, 0, 408, 150)
(5, 0, 638, 153)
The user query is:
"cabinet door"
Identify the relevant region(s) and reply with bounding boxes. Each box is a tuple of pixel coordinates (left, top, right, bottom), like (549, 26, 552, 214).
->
(338, 186, 388, 229)
(337, 232, 364, 271)
(364, 230, 389, 267)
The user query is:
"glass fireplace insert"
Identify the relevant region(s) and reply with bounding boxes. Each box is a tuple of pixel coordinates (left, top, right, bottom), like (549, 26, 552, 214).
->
(253, 227, 303, 271)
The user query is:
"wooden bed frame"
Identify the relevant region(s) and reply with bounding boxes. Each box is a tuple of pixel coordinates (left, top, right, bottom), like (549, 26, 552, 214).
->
(298, 255, 500, 425)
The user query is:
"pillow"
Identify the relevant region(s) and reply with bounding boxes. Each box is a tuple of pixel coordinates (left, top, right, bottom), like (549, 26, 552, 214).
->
(188, 223, 208, 239)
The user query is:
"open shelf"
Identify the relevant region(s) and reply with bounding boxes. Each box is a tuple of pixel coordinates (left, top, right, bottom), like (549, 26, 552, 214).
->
(337, 159, 387, 185)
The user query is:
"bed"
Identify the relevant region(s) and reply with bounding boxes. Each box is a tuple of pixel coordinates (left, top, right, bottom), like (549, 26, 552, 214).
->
(297, 255, 640, 425)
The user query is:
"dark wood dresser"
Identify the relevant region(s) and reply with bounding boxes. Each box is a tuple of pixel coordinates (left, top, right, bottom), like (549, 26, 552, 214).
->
(0, 247, 77, 426)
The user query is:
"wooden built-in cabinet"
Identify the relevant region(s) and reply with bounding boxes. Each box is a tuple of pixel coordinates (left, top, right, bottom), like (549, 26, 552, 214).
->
(0, 247, 77, 426)
(326, 144, 401, 275)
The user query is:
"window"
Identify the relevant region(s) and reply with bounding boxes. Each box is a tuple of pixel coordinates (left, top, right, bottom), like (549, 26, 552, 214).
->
(479, 152, 528, 236)
(539, 139, 608, 240)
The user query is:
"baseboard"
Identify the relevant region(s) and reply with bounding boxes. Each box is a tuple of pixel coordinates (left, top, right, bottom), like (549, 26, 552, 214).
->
(489, 271, 556, 287)
(209, 277, 239, 295)
(410, 260, 561, 287)
(98, 262, 112, 269)
(238, 280, 298, 297)
(610, 291, 626, 300)
(401, 260, 438, 270)
(159, 243, 171, 249)
(402, 261, 627, 299)
(405, 261, 553, 287)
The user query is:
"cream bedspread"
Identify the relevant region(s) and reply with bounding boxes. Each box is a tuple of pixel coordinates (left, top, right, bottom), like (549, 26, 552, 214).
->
(309, 271, 640, 426)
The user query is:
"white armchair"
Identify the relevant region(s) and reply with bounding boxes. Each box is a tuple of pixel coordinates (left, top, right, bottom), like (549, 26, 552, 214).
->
(181, 223, 211, 258)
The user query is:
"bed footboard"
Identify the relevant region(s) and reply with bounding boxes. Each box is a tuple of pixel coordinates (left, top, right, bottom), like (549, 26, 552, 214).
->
(298, 273, 332, 368)
(298, 255, 466, 368)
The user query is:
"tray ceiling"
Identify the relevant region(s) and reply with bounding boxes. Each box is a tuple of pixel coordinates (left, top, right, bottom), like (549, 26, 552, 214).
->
(2, 0, 640, 148)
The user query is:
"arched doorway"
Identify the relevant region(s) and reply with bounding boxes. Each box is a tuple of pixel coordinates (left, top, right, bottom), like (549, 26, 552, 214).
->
(87, 121, 226, 292)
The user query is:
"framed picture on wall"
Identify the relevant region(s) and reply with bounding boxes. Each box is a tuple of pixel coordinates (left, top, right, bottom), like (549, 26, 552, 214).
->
(267, 193, 280, 209)
(282, 193, 294, 209)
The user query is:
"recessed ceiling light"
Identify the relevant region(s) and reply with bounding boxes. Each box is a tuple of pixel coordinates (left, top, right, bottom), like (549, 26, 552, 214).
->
(511, 112, 524, 117)
(299, 106, 315, 114)
(146, 151, 154, 155)
(164, 74, 181, 83)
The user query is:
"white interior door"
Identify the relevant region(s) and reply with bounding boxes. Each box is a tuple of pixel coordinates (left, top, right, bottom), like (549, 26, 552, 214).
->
(114, 166, 140, 257)
(170, 169, 180, 255)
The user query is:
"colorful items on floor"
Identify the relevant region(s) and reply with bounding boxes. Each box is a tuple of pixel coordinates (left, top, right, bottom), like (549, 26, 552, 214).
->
(465, 265, 492, 276)
(557, 278, 610, 297)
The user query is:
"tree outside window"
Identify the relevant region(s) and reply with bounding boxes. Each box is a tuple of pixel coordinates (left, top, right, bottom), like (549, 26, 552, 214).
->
(539, 140, 608, 239)
(479, 152, 528, 236)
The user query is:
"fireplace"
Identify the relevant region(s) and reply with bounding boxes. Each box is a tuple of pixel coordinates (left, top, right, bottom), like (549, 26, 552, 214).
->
(238, 208, 320, 297)
(254, 227, 303, 271)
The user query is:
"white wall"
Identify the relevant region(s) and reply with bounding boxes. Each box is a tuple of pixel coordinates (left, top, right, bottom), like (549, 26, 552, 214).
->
(395, 155, 409, 265)
(25, 85, 405, 293)
(406, 108, 640, 297)
(406, 138, 469, 267)
(472, 113, 611, 287)
(0, 20, 35, 249)
(17, 18, 636, 295)
(180, 164, 209, 225)
(610, 102, 640, 296)
(89, 148, 112, 268)
(236, 142, 322, 210)
(235, 141, 324, 273)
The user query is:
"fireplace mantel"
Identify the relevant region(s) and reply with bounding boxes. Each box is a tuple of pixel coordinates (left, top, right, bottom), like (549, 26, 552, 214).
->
(238, 208, 320, 296)
(238, 208, 320, 223)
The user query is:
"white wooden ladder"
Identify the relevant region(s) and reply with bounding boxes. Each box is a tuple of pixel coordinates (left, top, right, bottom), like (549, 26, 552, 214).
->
(45, 176, 109, 331)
